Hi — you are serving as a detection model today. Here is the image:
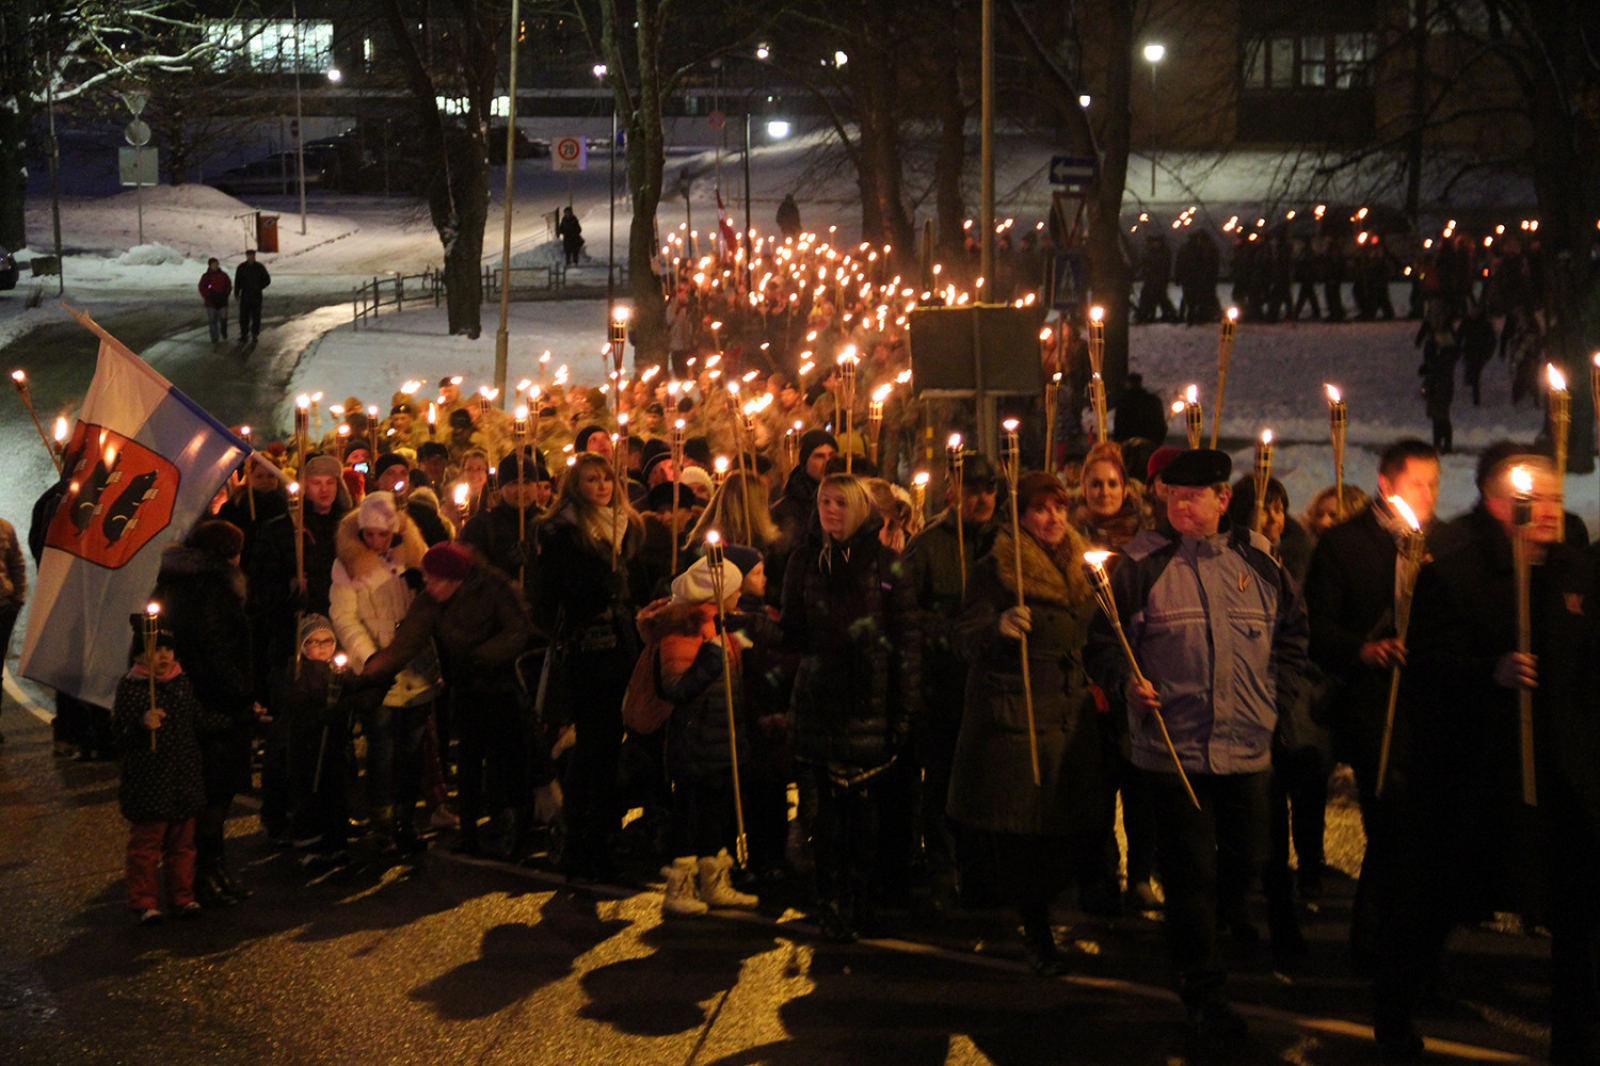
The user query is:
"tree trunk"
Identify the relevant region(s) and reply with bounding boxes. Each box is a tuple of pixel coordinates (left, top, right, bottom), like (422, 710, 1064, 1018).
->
(1085, 3, 1135, 403)
(933, 56, 967, 261)
(0, 106, 27, 250)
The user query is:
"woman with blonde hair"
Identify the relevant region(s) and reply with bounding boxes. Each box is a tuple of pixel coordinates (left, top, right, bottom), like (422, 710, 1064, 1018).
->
(687, 470, 781, 553)
(780, 472, 920, 942)
(864, 477, 922, 552)
(1302, 484, 1370, 541)
(535, 452, 645, 882)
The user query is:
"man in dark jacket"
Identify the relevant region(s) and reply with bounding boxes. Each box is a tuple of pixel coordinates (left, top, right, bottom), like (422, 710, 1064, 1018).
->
(767, 429, 837, 597)
(1372, 447, 1600, 1063)
(902, 455, 1001, 906)
(1303, 438, 1439, 969)
(1085, 448, 1309, 1039)
(247, 455, 351, 698)
(234, 249, 271, 342)
(1135, 234, 1178, 323)
(460, 449, 545, 602)
(557, 207, 583, 266)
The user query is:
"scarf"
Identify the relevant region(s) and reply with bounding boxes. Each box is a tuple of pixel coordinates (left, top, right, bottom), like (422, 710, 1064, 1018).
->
(129, 661, 184, 682)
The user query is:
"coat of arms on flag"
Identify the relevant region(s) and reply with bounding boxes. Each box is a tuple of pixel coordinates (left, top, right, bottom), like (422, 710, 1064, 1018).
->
(20, 306, 247, 708)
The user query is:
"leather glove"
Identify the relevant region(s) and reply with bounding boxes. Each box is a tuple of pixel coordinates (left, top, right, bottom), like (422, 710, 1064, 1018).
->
(998, 605, 1032, 640)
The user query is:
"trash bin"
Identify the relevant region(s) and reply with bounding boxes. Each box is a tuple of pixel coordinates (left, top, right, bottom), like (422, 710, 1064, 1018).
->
(256, 213, 279, 254)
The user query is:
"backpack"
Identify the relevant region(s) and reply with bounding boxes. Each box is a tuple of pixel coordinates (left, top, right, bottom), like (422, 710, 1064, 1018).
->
(621, 642, 674, 734)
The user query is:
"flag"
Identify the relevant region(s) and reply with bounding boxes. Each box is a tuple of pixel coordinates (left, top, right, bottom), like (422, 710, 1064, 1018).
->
(20, 312, 247, 708)
(716, 189, 740, 257)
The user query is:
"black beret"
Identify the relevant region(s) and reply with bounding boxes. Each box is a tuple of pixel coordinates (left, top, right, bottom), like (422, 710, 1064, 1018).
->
(1160, 448, 1232, 488)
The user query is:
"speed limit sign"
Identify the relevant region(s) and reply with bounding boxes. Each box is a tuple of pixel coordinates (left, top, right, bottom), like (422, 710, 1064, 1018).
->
(552, 135, 587, 172)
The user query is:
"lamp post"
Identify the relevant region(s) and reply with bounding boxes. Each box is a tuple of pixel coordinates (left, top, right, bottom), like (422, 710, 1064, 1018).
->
(1143, 43, 1166, 199)
(493, 0, 523, 404)
(291, 0, 307, 236)
(596, 63, 617, 314)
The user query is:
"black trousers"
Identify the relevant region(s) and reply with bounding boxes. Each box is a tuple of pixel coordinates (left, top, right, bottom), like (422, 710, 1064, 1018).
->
(561, 647, 633, 865)
(1144, 768, 1271, 1008)
(238, 298, 263, 339)
(808, 764, 882, 917)
(456, 688, 527, 837)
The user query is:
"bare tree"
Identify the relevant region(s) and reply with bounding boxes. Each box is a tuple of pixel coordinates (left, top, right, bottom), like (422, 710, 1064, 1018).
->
(0, 0, 228, 248)
(378, 0, 506, 338)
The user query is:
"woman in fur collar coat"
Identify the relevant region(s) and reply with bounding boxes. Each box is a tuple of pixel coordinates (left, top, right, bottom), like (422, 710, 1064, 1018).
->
(330, 491, 439, 848)
(949, 472, 1106, 974)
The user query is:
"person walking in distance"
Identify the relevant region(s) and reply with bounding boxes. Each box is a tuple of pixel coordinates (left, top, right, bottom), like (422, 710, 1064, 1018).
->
(198, 258, 232, 344)
(234, 249, 271, 343)
(557, 207, 584, 267)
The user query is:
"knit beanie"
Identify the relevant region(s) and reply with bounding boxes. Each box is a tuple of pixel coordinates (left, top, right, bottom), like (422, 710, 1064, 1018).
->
(798, 428, 838, 467)
(722, 544, 763, 576)
(670, 555, 743, 606)
(357, 491, 400, 532)
(298, 613, 335, 648)
(373, 452, 410, 480)
(422, 542, 474, 582)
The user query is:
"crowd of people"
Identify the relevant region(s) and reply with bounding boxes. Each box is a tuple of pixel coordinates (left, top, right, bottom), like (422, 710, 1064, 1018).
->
(15, 219, 1598, 1061)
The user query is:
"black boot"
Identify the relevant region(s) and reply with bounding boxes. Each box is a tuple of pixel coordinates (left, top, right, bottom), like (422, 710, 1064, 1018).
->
(1023, 922, 1067, 977)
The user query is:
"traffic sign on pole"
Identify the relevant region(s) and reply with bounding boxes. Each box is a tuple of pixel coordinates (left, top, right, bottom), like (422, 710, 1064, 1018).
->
(552, 136, 587, 172)
(1048, 155, 1097, 188)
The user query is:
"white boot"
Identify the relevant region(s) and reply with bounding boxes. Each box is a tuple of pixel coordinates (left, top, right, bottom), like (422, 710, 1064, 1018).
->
(699, 849, 759, 909)
(660, 856, 708, 918)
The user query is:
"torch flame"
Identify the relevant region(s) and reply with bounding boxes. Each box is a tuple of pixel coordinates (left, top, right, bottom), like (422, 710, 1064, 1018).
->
(1325, 384, 1341, 404)
(453, 483, 469, 508)
(706, 530, 721, 547)
(714, 456, 730, 473)
(334, 653, 348, 668)
(1261, 429, 1273, 446)
(296, 394, 311, 409)
(1039, 327, 1054, 342)
(1547, 363, 1567, 392)
(1002, 418, 1020, 433)
(1185, 384, 1199, 404)
(1171, 400, 1186, 416)
(514, 405, 528, 420)
(53, 416, 68, 442)
(872, 384, 892, 403)
(1388, 495, 1421, 532)
(1084, 550, 1113, 569)
(146, 602, 161, 617)
(1226, 306, 1240, 323)
(10, 370, 25, 384)
(913, 471, 930, 487)
(948, 433, 963, 450)
(1089, 305, 1105, 323)
(1510, 465, 1534, 495)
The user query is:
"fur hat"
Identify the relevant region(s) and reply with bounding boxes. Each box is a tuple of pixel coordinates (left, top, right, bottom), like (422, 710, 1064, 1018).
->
(678, 466, 714, 500)
(303, 453, 343, 481)
(357, 491, 400, 532)
(422, 542, 474, 582)
(670, 555, 743, 605)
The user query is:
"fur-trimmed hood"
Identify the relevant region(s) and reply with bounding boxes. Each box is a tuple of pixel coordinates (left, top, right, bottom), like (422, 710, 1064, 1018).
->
(636, 598, 715, 643)
(334, 507, 429, 586)
(990, 525, 1092, 606)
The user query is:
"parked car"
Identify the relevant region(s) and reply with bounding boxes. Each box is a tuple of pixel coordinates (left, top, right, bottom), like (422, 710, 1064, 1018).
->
(209, 141, 368, 197)
(0, 247, 18, 290)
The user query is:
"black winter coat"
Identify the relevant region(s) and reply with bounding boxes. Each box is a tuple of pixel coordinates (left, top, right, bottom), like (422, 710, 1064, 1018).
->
(948, 532, 1105, 836)
(780, 519, 920, 779)
(153, 545, 255, 796)
(461, 500, 539, 600)
(905, 508, 1001, 723)
(369, 563, 531, 692)
(113, 670, 229, 823)
(1404, 506, 1600, 901)
(533, 506, 641, 647)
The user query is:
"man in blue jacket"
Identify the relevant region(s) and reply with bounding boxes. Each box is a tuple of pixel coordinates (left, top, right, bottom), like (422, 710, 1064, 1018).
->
(1085, 447, 1309, 1039)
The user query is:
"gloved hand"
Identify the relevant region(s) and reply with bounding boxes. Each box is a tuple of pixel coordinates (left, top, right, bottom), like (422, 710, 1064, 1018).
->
(998, 605, 1032, 640)
(401, 568, 425, 593)
(532, 780, 563, 825)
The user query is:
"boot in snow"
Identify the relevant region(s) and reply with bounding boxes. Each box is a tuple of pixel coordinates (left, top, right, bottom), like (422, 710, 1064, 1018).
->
(699, 849, 759, 909)
(661, 856, 708, 918)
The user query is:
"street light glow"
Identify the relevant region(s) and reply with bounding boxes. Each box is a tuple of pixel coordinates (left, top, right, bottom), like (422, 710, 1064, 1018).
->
(1144, 43, 1166, 63)
(326, 68, 342, 83)
(755, 44, 770, 60)
(766, 119, 791, 139)
(593, 63, 607, 78)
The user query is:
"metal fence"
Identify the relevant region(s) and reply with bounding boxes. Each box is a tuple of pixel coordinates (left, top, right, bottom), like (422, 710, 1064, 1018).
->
(351, 268, 443, 329)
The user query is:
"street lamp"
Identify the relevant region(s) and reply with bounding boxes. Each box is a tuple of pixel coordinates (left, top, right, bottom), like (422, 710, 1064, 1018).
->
(1143, 42, 1165, 198)
(765, 119, 790, 140)
(326, 68, 341, 83)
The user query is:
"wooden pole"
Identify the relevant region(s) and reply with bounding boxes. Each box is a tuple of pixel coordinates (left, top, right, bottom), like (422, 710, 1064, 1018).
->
(1002, 421, 1041, 786)
(706, 535, 749, 866)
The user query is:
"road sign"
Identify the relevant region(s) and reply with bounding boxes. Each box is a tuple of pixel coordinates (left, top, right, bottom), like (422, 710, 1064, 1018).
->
(118, 146, 159, 187)
(708, 110, 726, 131)
(1048, 154, 1097, 187)
(124, 120, 151, 148)
(553, 135, 587, 172)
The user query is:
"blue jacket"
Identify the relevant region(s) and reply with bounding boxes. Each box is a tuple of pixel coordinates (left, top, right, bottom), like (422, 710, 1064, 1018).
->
(1084, 520, 1309, 775)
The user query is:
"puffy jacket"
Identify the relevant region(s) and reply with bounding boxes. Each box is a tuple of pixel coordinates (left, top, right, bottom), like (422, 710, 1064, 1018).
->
(780, 518, 920, 779)
(198, 268, 231, 308)
(328, 509, 438, 706)
(113, 669, 230, 823)
(1084, 520, 1309, 776)
(364, 562, 531, 693)
(638, 599, 748, 782)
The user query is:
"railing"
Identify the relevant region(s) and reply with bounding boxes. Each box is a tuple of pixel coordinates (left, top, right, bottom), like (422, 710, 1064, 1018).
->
(482, 264, 562, 299)
(352, 268, 443, 329)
